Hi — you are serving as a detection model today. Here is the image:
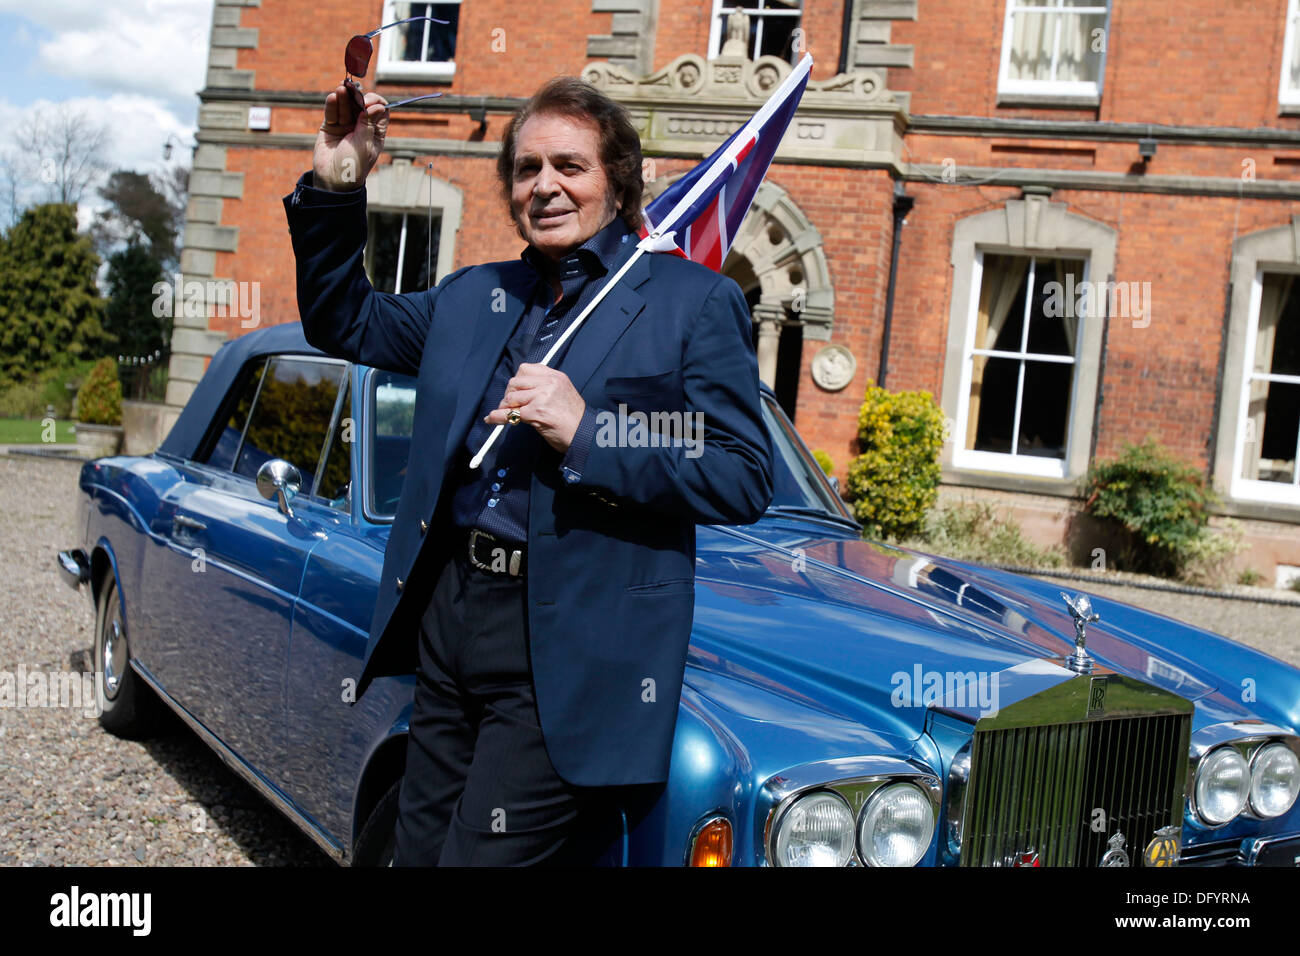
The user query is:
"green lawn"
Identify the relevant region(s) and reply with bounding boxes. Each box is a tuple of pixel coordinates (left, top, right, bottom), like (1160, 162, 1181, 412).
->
(0, 418, 79, 444)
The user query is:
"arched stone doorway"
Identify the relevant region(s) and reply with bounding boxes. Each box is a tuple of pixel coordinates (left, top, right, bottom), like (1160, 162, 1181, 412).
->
(641, 177, 833, 421)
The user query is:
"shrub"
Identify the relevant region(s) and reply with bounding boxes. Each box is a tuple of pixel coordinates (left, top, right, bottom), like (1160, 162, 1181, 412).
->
(0, 380, 44, 419)
(902, 499, 1066, 568)
(44, 360, 97, 418)
(844, 382, 945, 540)
(76, 357, 122, 426)
(812, 449, 834, 477)
(1177, 519, 1246, 589)
(1082, 438, 1217, 577)
(0, 359, 96, 419)
(1237, 568, 1264, 587)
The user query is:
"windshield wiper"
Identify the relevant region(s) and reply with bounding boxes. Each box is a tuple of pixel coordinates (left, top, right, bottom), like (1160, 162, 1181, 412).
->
(764, 505, 861, 531)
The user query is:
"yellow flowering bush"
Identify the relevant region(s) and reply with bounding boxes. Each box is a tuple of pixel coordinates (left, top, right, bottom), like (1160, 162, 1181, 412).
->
(845, 382, 944, 540)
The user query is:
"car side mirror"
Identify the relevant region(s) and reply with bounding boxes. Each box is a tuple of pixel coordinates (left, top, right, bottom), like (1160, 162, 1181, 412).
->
(829, 475, 840, 493)
(257, 459, 302, 518)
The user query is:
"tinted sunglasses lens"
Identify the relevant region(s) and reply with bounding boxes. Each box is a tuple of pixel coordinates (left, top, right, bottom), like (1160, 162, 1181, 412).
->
(344, 35, 372, 77)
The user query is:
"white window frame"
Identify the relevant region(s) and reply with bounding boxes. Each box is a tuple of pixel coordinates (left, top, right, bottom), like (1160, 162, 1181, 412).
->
(375, 0, 459, 83)
(1280, 0, 1300, 108)
(997, 0, 1110, 101)
(707, 0, 803, 63)
(1229, 266, 1300, 506)
(951, 250, 1086, 480)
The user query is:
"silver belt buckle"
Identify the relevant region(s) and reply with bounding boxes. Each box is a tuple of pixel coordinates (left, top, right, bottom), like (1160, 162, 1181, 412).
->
(468, 528, 523, 576)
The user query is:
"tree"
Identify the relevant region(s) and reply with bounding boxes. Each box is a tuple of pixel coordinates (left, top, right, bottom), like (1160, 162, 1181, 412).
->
(0, 203, 108, 388)
(0, 154, 22, 230)
(103, 240, 169, 365)
(91, 167, 188, 399)
(92, 169, 186, 271)
(154, 163, 190, 263)
(14, 104, 113, 207)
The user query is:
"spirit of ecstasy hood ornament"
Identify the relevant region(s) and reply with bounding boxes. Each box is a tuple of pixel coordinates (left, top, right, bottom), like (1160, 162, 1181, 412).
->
(1060, 592, 1100, 674)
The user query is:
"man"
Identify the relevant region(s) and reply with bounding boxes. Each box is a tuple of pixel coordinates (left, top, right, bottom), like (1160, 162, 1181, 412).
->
(282, 76, 773, 865)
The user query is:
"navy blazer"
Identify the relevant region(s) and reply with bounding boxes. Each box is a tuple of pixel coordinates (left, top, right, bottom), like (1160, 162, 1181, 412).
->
(283, 175, 773, 786)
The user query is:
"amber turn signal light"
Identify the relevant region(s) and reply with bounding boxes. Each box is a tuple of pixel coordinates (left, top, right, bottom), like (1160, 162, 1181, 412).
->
(689, 817, 733, 866)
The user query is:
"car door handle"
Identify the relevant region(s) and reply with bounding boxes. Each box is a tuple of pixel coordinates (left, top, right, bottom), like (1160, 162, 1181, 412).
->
(173, 514, 207, 532)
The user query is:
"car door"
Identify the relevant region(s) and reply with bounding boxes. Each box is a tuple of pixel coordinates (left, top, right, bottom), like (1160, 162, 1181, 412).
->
(282, 367, 412, 839)
(140, 354, 349, 779)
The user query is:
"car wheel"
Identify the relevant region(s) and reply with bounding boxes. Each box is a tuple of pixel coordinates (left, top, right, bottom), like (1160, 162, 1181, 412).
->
(353, 778, 402, 867)
(94, 574, 165, 738)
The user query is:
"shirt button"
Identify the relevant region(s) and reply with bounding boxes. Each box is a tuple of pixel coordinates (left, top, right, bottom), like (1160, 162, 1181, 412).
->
(497, 469, 507, 477)
(419, 519, 428, 535)
(395, 577, 404, 592)
(491, 483, 501, 491)
(487, 498, 498, 508)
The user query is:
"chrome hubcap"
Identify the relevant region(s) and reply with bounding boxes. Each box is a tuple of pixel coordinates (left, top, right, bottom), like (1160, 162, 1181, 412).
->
(102, 606, 126, 699)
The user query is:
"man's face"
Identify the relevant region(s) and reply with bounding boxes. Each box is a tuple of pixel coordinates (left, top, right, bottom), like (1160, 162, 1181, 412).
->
(510, 112, 620, 261)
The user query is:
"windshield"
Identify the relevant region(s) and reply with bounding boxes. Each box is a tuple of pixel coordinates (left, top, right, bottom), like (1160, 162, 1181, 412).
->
(365, 369, 855, 525)
(761, 394, 857, 522)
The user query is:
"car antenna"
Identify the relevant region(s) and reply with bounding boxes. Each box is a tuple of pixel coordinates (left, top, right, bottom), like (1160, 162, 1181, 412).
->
(426, 161, 434, 290)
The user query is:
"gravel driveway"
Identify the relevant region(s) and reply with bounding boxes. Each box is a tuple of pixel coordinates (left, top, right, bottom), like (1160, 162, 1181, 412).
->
(2, 452, 1298, 867)
(0, 454, 327, 866)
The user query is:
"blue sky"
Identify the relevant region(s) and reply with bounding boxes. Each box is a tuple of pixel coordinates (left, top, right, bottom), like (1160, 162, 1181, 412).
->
(0, 0, 213, 222)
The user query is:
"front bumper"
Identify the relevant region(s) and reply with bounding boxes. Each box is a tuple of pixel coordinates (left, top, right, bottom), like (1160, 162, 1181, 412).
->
(1181, 833, 1300, 866)
(56, 549, 90, 591)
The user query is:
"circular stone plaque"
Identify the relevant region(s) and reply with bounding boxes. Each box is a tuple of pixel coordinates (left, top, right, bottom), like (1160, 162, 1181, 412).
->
(811, 344, 856, 392)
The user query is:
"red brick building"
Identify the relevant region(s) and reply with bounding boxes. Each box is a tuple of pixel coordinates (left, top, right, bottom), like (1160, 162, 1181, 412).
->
(170, 0, 1300, 584)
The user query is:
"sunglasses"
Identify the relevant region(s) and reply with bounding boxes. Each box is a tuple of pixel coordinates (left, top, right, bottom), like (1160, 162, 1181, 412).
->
(343, 15, 449, 113)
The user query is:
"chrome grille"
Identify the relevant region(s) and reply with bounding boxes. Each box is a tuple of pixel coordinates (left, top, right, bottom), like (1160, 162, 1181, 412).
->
(961, 713, 1189, 866)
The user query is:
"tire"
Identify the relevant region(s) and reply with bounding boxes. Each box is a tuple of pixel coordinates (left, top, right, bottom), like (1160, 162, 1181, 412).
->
(94, 574, 165, 738)
(353, 778, 402, 867)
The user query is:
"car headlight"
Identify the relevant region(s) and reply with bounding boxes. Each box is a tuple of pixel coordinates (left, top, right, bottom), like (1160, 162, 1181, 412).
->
(858, 782, 935, 867)
(1195, 746, 1251, 825)
(772, 791, 855, 867)
(1250, 743, 1300, 818)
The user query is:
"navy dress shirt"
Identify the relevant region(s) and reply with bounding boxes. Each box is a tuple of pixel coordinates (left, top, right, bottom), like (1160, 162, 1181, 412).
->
(445, 217, 635, 543)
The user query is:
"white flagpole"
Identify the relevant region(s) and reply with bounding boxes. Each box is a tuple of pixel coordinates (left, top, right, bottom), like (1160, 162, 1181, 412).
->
(468, 54, 813, 470)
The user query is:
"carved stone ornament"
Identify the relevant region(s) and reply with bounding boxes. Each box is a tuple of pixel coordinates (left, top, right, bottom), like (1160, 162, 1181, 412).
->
(582, 53, 894, 106)
(722, 11, 749, 58)
(811, 344, 857, 391)
(582, 30, 907, 174)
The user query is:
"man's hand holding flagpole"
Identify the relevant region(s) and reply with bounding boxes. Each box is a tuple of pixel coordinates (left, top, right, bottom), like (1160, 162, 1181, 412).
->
(468, 52, 814, 470)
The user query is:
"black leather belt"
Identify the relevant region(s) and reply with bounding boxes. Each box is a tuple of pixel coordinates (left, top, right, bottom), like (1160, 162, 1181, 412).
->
(460, 527, 526, 577)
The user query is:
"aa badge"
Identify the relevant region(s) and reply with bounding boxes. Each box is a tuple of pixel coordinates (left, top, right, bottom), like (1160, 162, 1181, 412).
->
(1143, 826, 1181, 867)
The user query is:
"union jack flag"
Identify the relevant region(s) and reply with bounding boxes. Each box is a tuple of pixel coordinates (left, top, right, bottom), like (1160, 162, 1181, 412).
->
(639, 53, 813, 271)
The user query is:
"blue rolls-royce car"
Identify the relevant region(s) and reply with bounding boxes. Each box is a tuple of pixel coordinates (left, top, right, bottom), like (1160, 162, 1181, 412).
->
(58, 324, 1300, 867)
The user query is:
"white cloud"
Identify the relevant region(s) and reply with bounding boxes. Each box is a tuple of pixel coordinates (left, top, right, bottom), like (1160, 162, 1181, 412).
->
(0, 0, 211, 108)
(0, 2, 213, 223)
(9, 92, 192, 171)
(1, 93, 195, 227)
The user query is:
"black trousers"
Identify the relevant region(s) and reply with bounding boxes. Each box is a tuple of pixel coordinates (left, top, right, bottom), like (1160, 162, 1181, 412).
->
(392, 545, 629, 866)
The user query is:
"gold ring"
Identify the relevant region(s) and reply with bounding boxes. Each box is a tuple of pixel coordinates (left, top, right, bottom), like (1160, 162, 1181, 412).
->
(506, 409, 521, 425)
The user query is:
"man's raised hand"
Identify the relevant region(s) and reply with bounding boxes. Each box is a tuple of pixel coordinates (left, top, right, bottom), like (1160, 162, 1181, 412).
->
(313, 83, 389, 192)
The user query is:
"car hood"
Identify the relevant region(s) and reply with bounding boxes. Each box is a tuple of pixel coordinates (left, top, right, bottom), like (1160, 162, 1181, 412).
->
(684, 519, 1223, 741)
